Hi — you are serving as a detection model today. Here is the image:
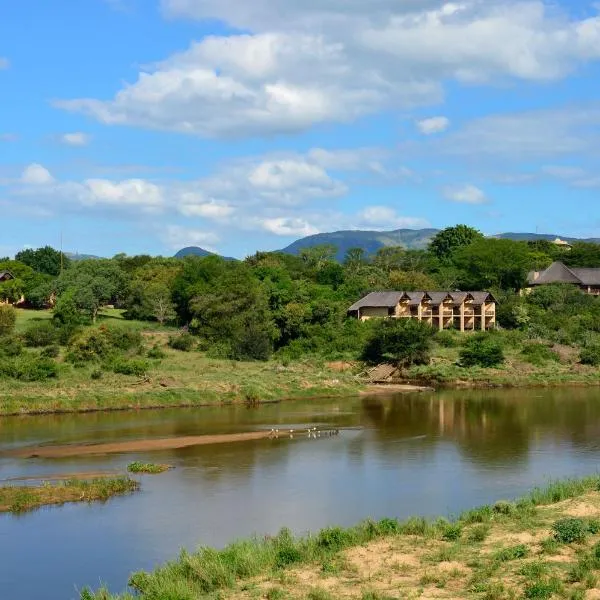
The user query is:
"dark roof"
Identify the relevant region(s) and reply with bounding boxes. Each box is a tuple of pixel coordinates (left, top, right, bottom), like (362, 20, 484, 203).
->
(425, 292, 451, 306)
(405, 291, 425, 306)
(0, 270, 14, 281)
(571, 268, 600, 286)
(348, 291, 404, 312)
(468, 291, 495, 305)
(449, 292, 468, 306)
(529, 262, 582, 285)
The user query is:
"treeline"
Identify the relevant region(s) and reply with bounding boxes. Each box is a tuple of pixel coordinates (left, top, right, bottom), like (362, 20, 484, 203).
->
(2, 226, 600, 364)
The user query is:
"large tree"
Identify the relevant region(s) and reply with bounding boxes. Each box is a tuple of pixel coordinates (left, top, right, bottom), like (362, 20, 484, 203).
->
(429, 225, 484, 260)
(15, 246, 69, 276)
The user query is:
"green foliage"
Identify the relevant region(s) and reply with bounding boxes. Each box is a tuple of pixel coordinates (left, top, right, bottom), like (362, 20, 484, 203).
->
(41, 345, 60, 358)
(429, 225, 484, 260)
(66, 329, 111, 363)
(22, 321, 58, 347)
(521, 343, 560, 366)
(108, 358, 150, 377)
(168, 333, 196, 351)
(362, 318, 434, 367)
(127, 462, 170, 474)
(459, 334, 505, 367)
(441, 523, 462, 541)
(102, 326, 143, 352)
(580, 344, 600, 366)
(0, 336, 23, 357)
(552, 518, 587, 543)
(0, 355, 59, 381)
(494, 544, 529, 562)
(15, 246, 69, 277)
(0, 304, 16, 336)
(147, 344, 166, 359)
(434, 329, 461, 348)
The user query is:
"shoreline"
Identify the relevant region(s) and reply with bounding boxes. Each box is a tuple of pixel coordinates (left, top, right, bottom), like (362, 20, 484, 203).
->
(81, 476, 600, 600)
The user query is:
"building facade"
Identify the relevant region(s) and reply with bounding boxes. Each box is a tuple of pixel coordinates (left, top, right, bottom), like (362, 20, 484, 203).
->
(348, 291, 496, 331)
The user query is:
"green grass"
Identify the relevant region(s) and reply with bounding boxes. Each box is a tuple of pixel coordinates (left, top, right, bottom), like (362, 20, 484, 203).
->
(79, 476, 600, 600)
(0, 477, 139, 513)
(127, 462, 171, 474)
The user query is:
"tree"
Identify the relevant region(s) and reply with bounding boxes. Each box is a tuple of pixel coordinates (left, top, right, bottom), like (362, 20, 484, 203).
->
(343, 247, 368, 272)
(429, 225, 484, 260)
(146, 283, 176, 325)
(372, 246, 405, 272)
(55, 260, 128, 322)
(0, 305, 16, 336)
(361, 319, 434, 367)
(0, 278, 24, 304)
(15, 246, 69, 276)
(388, 270, 437, 291)
(298, 245, 337, 269)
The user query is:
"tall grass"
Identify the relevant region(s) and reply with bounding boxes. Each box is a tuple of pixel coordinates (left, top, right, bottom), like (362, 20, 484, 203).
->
(80, 476, 600, 599)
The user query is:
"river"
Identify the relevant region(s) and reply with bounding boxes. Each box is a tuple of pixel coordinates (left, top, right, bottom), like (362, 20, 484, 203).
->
(2, 387, 600, 599)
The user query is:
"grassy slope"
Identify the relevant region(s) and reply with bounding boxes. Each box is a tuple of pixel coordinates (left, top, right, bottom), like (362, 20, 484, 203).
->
(82, 477, 600, 600)
(0, 477, 139, 513)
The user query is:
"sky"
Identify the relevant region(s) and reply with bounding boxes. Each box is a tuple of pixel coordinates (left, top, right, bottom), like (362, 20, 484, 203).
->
(1, 0, 600, 259)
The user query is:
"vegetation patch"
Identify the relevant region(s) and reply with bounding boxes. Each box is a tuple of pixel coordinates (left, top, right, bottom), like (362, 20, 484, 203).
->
(127, 462, 171, 474)
(0, 477, 138, 513)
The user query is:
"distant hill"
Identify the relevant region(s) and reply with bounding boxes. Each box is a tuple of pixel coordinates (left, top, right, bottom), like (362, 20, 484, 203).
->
(281, 229, 600, 261)
(65, 252, 102, 261)
(281, 229, 440, 261)
(174, 246, 236, 261)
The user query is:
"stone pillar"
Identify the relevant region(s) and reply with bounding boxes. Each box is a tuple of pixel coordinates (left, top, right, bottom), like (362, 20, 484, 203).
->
(439, 307, 444, 331)
(460, 302, 465, 332)
(481, 303, 486, 331)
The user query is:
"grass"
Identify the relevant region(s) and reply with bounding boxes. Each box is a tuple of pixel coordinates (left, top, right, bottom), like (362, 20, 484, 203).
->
(80, 476, 600, 600)
(127, 462, 171, 474)
(0, 477, 139, 513)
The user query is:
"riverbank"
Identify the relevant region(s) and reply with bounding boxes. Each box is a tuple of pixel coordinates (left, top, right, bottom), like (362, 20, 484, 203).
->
(0, 477, 138, 513)
(82, 476, 600, 599)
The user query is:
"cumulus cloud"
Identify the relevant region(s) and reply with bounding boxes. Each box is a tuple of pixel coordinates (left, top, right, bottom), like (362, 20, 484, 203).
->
(162, 225, 220, 249)
(57, 1, 600, 137)
(21, 164, 55, 185)
(60, 132, 90, 146)
(260, 217, 319, 236)
(358, 205, 430, 229)
(0, 57, 9, 70)
(443, 184, 488, 204)
(417, 116, 450, 135)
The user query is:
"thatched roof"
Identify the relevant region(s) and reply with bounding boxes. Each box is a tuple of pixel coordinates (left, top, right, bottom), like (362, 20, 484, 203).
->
(0, 270, 14, 281)
(348, 291, 404, 311)
(528, 262, 600, 286)
(348, 290, 496, 312)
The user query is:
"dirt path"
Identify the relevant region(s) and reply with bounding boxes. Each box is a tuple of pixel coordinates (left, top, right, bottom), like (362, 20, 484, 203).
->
(4, 431, 281, 459)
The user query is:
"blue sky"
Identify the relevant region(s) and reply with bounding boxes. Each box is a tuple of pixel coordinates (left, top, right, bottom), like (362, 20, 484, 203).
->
(1, 0, 600, 259)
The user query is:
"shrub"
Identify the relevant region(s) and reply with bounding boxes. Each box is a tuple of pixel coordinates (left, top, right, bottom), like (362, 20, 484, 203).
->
(103, 326, 143, 352)
(494, 544, 529, 562)
(41, 345, 60, 358)
(0, 335, 23, 357)
(521, 343, 560, 366)
(90, 368, 103, 380)
(230, 322, 273, 361)
(434, 330, 461, 348)
(23, 321, 58, 347)
(0, 355, 59, 381)
(459, 334, 505, 368)
(580, 344, 600, 367)
(317, 527, 355, 551)
(552, 518, 587, 544)
(168, 332, 195, 352)
(109, 358, 149, 377)
(67, 329, 111, 363)
(362, 319, 434, 367)
(441, 523, 462, 541)
(147, 345, 166, 359)
(0, 304, 16, 336)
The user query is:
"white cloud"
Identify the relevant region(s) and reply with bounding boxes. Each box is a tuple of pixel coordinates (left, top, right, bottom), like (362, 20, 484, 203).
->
(541, 165, 587, 179)
(177, 195, 234, 218)
(443, 184, 488, 204)
(60, 132, 91, 146)
(162, 225, 220, 249)
(417, 116, 450, 135)
(358, 205, 430, 229)
(21, 164, 55, 185)
(83, 179, 164, 210)
(260, 217, 319, 236)
(0, 57, 9, 70)
(56, 2, 600, 137)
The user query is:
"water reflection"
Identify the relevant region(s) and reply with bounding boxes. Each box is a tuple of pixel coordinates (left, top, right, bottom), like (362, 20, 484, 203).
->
(1, 388, 600, 600)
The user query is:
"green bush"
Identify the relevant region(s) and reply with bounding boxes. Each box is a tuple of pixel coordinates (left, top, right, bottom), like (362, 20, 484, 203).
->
(0, 304, 16, 336)
(0, 335, 23, 357)
(0, 355, 59, 381)
(40, 345, 60, 358)
(434, 329, 461, 348)
(521, 343, 560, 366)
(103, 326, 143, 352)
(580, 344, 600, 366)
(67, 329, 111, 363)
(552, 518, 587, 544)
(147, 344, 166, 359)
(90, 368, 103, 380)
(109, 358, 149, 377)
(168, 332, 196, 352)
(22, 321, 58, 347)
(494, 544, 529, 562)
(362, 319, 434, 367)
(441, 523, 462, 541)
(459, 334, 505, 368)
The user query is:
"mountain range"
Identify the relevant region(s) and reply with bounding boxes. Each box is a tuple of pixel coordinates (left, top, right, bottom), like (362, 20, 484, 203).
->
(175, 229, 600, 262)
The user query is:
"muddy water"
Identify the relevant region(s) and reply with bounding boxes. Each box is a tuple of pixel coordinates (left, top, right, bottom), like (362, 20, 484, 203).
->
(2, 388, 600, 600)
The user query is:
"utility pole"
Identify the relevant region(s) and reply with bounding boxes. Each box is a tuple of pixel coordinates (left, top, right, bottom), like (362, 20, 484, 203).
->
(60, 231, 64, 274)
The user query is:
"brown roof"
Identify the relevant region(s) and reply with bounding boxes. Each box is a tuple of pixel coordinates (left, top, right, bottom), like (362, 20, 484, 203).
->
(348, 291, 404, 311)
(529, 262, 582, 285)
(405, 291, 425, 306)
(571, 268, 600, 286)
(348, 290, 496, 312)
(426, 292, 451, 306)
(0, 270, 14, 281)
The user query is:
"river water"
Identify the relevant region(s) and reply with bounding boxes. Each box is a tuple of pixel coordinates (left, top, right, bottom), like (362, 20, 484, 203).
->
(2, 388, 600, 600)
